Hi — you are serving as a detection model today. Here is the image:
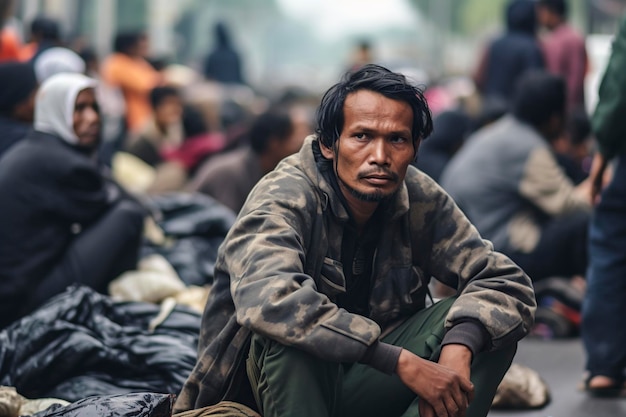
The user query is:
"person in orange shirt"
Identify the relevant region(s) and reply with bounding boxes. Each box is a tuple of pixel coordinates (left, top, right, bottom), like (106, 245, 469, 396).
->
(17, 16, 61, 62)
(0, 26, 21, 62)
(101, 31, 161, 132)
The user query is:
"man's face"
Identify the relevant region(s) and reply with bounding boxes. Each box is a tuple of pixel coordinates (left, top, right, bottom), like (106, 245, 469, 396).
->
(73, 88, 101, 150)
(536, 5, 557, 29)
(320, 89, 415, 205)
(155, 95, 183, 128)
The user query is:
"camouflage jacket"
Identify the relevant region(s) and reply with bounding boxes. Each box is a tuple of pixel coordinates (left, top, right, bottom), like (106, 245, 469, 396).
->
(174, 136, 536, 412)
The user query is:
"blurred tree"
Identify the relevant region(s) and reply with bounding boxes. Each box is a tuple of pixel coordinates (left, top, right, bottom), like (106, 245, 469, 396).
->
(458, 0, 507, 35)
(117, 0, 147, 31)
(409, 0, 506, 36)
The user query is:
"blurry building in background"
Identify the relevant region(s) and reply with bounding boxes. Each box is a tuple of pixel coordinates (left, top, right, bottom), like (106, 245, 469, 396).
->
(9, 0, 444, 94)
(9, 0, 626, 99)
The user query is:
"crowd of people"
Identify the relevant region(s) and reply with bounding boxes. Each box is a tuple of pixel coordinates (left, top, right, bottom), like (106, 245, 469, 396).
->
(0, 0, 625, 415)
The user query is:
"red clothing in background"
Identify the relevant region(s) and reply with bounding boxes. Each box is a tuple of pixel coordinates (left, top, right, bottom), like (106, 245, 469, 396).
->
(542, 23, 588, 111)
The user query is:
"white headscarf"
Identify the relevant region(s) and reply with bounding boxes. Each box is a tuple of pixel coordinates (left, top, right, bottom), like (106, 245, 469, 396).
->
(34, 73, 98, 145)
(34, 47, 86, 83)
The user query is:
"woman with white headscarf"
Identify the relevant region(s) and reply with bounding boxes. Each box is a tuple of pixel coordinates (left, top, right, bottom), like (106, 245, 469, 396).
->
(0, 73, 145, 329)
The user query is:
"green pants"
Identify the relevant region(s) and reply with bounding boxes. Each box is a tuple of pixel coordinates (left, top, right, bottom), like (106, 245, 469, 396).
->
(246, 298, 516, 417)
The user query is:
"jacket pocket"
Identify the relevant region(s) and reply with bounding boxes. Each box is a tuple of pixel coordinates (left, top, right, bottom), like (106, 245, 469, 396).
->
(316, 257, 346, 301)
(389, 265, 427, 314)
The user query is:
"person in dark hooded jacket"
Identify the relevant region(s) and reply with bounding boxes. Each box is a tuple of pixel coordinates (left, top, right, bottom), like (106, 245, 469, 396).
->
(0, 61, 38, 157)
(473, 0, 545, 103)
(203, 22, 245, 84)
(413, 110, 471, 183)
(0, 73, 146, 329)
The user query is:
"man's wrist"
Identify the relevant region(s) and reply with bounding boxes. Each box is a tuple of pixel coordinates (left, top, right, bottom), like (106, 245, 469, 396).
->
(441, 321, 490, 357)
(359, 341, 403, 375)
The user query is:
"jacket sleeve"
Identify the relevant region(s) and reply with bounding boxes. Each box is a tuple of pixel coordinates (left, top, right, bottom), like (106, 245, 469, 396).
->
(222, 188, 382, 366)
(593, 16, 626, 160)
(37, 156, 111, 225)
(424, 181, 536, 352)
(518, 147, 590, 216)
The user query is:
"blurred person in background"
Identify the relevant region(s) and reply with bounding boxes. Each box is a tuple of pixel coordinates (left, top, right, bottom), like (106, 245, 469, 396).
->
(126, 86, 184, 168)
(0, 3, 21, 62)
(413, 109, 471, 183)
(121, 86, 225, 194)
(80, 47, 127, 166)
(0, 61, 38, 156)
(18, 16, 61, 61)
(553, 108, 593, 184)
(0, 73, 145, 329)
(0, 0, 20, 61)
(33, 46, 85, 83)
(203, 21, 245, 85)
(0, 25, 20, 61)
(536, 0, 587, 113)
(581, 14, 626, 397)
(473, 0, 544, 104)
(187, 108, 304, 213)
(442, 71, 591, 283)
(101, 31, 162, 132)
(347, 39, 374, 73)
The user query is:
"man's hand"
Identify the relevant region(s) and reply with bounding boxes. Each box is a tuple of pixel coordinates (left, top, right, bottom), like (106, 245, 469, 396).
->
(438, 344, 473, 381)
(587, 152, 611, 205)
(396, 348, 474, 417)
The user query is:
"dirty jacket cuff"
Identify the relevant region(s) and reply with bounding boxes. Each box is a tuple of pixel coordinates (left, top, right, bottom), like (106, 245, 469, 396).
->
(359, 341, 403, 375)
(441, 321, 490, 357)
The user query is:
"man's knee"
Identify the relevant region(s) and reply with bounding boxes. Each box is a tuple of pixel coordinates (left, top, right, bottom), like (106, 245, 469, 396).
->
(247, 334, 342, 417)
(473, 342, 517, 379)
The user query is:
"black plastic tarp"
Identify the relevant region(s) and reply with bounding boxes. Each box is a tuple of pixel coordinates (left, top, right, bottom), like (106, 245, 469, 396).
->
(142, 192, 236, 286)
(30, 393, 175, 417)
(0, 286, 201, 402)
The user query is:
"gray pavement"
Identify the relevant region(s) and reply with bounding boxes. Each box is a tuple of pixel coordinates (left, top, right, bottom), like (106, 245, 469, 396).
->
(488, 337, 626, 417)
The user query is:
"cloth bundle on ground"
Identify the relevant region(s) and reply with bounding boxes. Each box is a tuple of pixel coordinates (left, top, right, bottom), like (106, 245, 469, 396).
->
(491, 363, 551, 409)
(141, 192, 236, 286)
(0, 286, 201, 403)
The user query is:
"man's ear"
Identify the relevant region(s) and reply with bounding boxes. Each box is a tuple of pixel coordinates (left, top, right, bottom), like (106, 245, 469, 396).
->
(319, 140, 335, 160)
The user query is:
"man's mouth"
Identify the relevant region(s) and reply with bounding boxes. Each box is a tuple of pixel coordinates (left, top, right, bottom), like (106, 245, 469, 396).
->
(360, 170, 398, 182)
(362, 174, 396, 185)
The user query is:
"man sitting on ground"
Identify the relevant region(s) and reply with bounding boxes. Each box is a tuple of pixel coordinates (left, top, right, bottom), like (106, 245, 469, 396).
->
(175, 64, 535, 417)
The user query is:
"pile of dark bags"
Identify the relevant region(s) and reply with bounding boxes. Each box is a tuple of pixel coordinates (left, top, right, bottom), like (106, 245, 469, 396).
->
(141, 192, 236, 286)
(30, 393, 175, 417)
(0, 285, 201, 403)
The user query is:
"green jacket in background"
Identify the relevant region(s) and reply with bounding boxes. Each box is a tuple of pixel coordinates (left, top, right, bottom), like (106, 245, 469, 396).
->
(593, 15, 626, 159)
(174, 136, 536, 412)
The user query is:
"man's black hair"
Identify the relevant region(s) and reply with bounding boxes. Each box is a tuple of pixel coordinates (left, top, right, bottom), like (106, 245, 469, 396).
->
(113, 31, 144, 55)
(149, 86, 180, 110)
(506, 0, 537, 34)
(512, 70, 566, 128)
(315, 64, 432, 152)
(250, 110, 294, 154)
(538, 0, 568, 17)
(30, 16, 60, 41)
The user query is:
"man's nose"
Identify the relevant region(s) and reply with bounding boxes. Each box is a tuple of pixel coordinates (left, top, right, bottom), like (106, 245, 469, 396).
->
(86, 107, 100, 124)
(369, 138, 390, 165)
